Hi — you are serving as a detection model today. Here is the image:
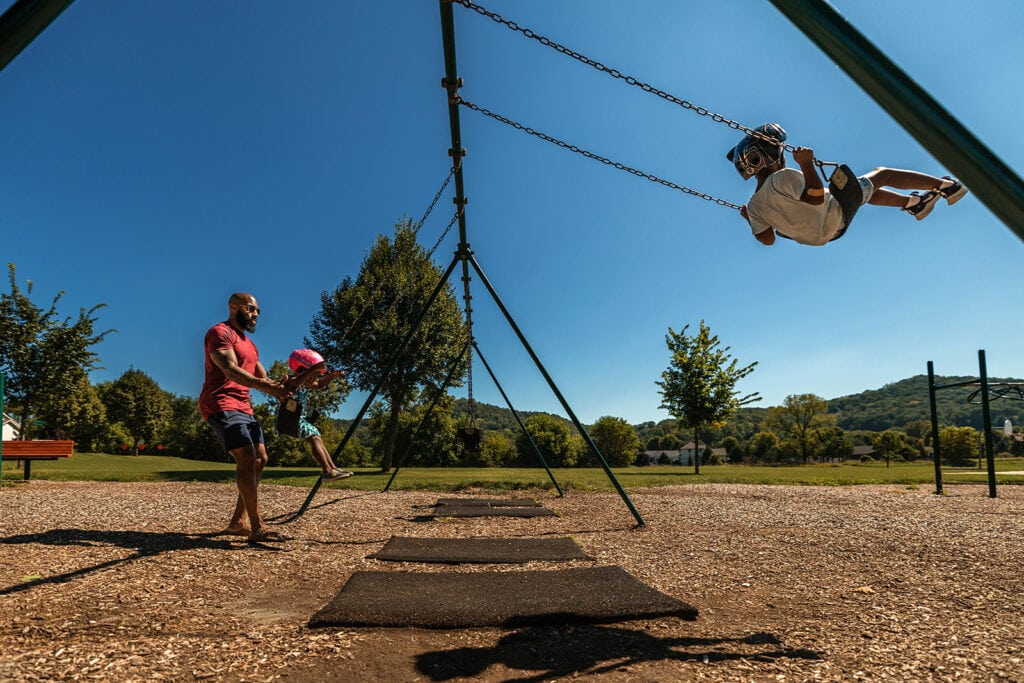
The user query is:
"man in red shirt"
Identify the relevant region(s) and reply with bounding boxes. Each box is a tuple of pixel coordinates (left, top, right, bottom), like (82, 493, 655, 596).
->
(200, 292, 291, 543)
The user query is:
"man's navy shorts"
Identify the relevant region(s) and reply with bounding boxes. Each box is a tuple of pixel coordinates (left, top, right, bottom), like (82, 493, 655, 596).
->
(206, 410, 264, 452)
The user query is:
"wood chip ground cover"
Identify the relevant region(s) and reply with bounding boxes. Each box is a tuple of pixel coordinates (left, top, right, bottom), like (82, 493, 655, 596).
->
(0, 481, 1022, 681)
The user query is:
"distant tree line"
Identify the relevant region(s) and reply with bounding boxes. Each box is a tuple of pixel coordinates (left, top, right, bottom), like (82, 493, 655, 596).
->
(4, 254, 1022, 472)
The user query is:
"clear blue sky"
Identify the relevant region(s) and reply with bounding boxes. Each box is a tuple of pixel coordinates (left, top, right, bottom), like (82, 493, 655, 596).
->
(4, 0, 1022, 425)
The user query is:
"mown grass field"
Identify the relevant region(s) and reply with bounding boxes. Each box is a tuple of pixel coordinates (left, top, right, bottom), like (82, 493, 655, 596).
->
(3, 451, 1023, 491)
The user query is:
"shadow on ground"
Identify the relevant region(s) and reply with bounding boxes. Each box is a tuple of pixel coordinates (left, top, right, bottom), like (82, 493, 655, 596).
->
(0, 528, 245, 595)
(415, 624, 820, 682)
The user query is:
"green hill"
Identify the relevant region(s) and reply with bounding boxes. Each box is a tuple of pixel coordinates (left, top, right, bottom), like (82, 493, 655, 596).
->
(828, 374, 1024, 431)
(451, 375, 1024, 435)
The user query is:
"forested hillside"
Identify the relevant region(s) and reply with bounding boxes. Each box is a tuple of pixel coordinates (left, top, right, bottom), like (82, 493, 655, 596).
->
(827, 375, 1024, 431)
(452, 375, 1024, 434)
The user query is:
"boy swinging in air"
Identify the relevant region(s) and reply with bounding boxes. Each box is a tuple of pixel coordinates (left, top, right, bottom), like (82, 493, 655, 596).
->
(730, 123, 967, 246)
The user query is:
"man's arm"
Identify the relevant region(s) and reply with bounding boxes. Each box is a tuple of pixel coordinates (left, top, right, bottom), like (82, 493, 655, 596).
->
(793, 146, 824, 205)
(210, 348, 291, 399)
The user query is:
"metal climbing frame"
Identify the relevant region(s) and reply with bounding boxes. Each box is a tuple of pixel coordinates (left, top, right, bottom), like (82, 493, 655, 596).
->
(927, 351, 1007, 498)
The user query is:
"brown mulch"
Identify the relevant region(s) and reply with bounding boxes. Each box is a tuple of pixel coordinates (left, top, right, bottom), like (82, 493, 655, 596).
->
(1, 480, 1022, 681)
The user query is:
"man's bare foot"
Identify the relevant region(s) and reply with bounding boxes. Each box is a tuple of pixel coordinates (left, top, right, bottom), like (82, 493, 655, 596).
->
(221, 524, 251, 536)
(248, 527, 290, 544)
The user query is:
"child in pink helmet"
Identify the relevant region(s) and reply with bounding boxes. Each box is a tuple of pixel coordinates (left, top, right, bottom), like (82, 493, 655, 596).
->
(280, 349, 352, 481)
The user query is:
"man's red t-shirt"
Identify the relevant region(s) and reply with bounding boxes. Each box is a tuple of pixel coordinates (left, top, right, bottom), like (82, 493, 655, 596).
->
(199, 321, 260, 420)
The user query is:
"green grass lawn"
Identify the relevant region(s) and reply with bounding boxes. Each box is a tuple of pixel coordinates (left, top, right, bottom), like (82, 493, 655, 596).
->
(3, 452, 1024, 491)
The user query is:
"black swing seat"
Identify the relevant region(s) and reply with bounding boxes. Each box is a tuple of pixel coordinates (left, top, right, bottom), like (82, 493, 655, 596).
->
(826, 164, 862, 241)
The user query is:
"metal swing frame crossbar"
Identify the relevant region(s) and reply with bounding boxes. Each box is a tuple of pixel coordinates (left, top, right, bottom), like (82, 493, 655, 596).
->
(926, 352, 1000, 500)
(452, 0, 1024, 242)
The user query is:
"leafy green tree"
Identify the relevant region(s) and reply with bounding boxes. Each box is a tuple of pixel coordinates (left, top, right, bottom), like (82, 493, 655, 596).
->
(747, 431, 781, 464)
(656, 320, 759, 474)
(873, 429, 920, 465)
(763, 394, 836, 463)
(516, 414, 581, 468)
(587, 416, 641, 467)
(100, 369, 172, 455)
(309, 220, 469, 471)
(479, 431, 516, 467)
(160, 394, 223, 460)
(814, 426, 854, 461)
(36, 375, 107, 449)
(720, 435, 742, 463)
(938, 425, 979, 466)
(0, 264, 113, 440)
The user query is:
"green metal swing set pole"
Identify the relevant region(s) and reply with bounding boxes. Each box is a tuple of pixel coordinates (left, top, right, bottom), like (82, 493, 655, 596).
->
(383, 339, 472, 492)
(468, 253, 645, 526)
(439, 0, 643, 526)
(473, 340, 564, 497)
(769, 0, 1024, 242)
(0, 0, 75, 74)
(294, 254, 463, 517)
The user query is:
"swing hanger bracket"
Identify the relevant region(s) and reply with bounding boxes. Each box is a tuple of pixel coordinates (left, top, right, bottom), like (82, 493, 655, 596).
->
(441, 76, 464, 103)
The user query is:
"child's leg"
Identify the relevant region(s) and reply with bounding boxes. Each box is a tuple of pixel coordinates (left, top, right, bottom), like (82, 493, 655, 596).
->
(306, 435, 338, 473)
(863, 167, 945, 192)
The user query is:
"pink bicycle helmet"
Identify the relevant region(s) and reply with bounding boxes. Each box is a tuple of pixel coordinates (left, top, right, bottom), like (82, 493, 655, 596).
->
(288, 348, 326, 374)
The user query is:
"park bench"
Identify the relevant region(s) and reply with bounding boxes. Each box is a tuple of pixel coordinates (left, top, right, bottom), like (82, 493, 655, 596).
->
(1, 440, 74, 480)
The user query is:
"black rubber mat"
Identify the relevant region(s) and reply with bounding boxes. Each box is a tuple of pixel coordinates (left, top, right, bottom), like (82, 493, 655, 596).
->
(370, 536, 593, 564)
(308, 566, 698, 628)
(435, 498, 543, 508)
(433, 504, 557, 518)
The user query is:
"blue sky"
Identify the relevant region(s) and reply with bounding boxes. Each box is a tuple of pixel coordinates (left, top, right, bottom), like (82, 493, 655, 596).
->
(3, 0, 1023, 425)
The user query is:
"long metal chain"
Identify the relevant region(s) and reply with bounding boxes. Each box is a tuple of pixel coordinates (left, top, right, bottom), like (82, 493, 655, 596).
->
(337, 168, 459, 349)
(459, 97, 742, 210)
(450, 0, 795, 153)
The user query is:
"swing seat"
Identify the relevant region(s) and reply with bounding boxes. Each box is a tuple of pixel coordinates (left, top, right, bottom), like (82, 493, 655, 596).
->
(827, 164, 863, 241)
(457, 427, 483, 453)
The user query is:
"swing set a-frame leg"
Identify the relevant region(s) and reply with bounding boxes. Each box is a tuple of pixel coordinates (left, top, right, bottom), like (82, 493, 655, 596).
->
(467, 252, 645, 527)
(293, 253, 462, 518)
(473, 340, 563, 497)
(382, 339, 472, 492)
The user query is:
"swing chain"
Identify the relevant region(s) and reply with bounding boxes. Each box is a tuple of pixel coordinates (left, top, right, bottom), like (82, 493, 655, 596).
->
(451, 0, 796, 153)
(458, 97, 742, 209)
(415, 162, 460, 233)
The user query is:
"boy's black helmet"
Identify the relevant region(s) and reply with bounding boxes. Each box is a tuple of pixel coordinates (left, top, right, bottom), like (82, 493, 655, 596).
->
(726, 123, 787, 180)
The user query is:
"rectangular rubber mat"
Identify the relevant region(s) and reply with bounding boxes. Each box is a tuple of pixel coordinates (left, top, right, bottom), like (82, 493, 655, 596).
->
(308, 566, 698, 628)
(432, 504, 557, 518)
(435, 498, 543, 507)
(369, 536, 593, 564)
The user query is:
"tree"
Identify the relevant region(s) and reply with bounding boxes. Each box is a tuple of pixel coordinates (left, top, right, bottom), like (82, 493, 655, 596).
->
(309, 220, 469, 471)
(938, 425, 979, 466)
(656, 320, 759, 474)
(37, 375, 108, 450)
(480, 431, 517, 467)
(516, 414, 582, 468)
(0, 264, 113, 440)
(814, 426, 854, 462)
(720, 435, 742, 463)
(747, 431, 781, 464)
(873, 429, 920, 466)
(763, 394, 836, 463)
(588, 416, 641, 467)
(100, 369, 172, 455)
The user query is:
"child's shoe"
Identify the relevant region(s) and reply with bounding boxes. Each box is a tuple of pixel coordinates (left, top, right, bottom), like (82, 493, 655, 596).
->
(938, 176, 968, 205)
(323, 469, 353, 481)
(903, 190, 941, 221)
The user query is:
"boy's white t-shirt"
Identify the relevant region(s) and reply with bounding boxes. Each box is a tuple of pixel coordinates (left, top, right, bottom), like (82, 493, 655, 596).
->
(746, 168, 844, 246)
